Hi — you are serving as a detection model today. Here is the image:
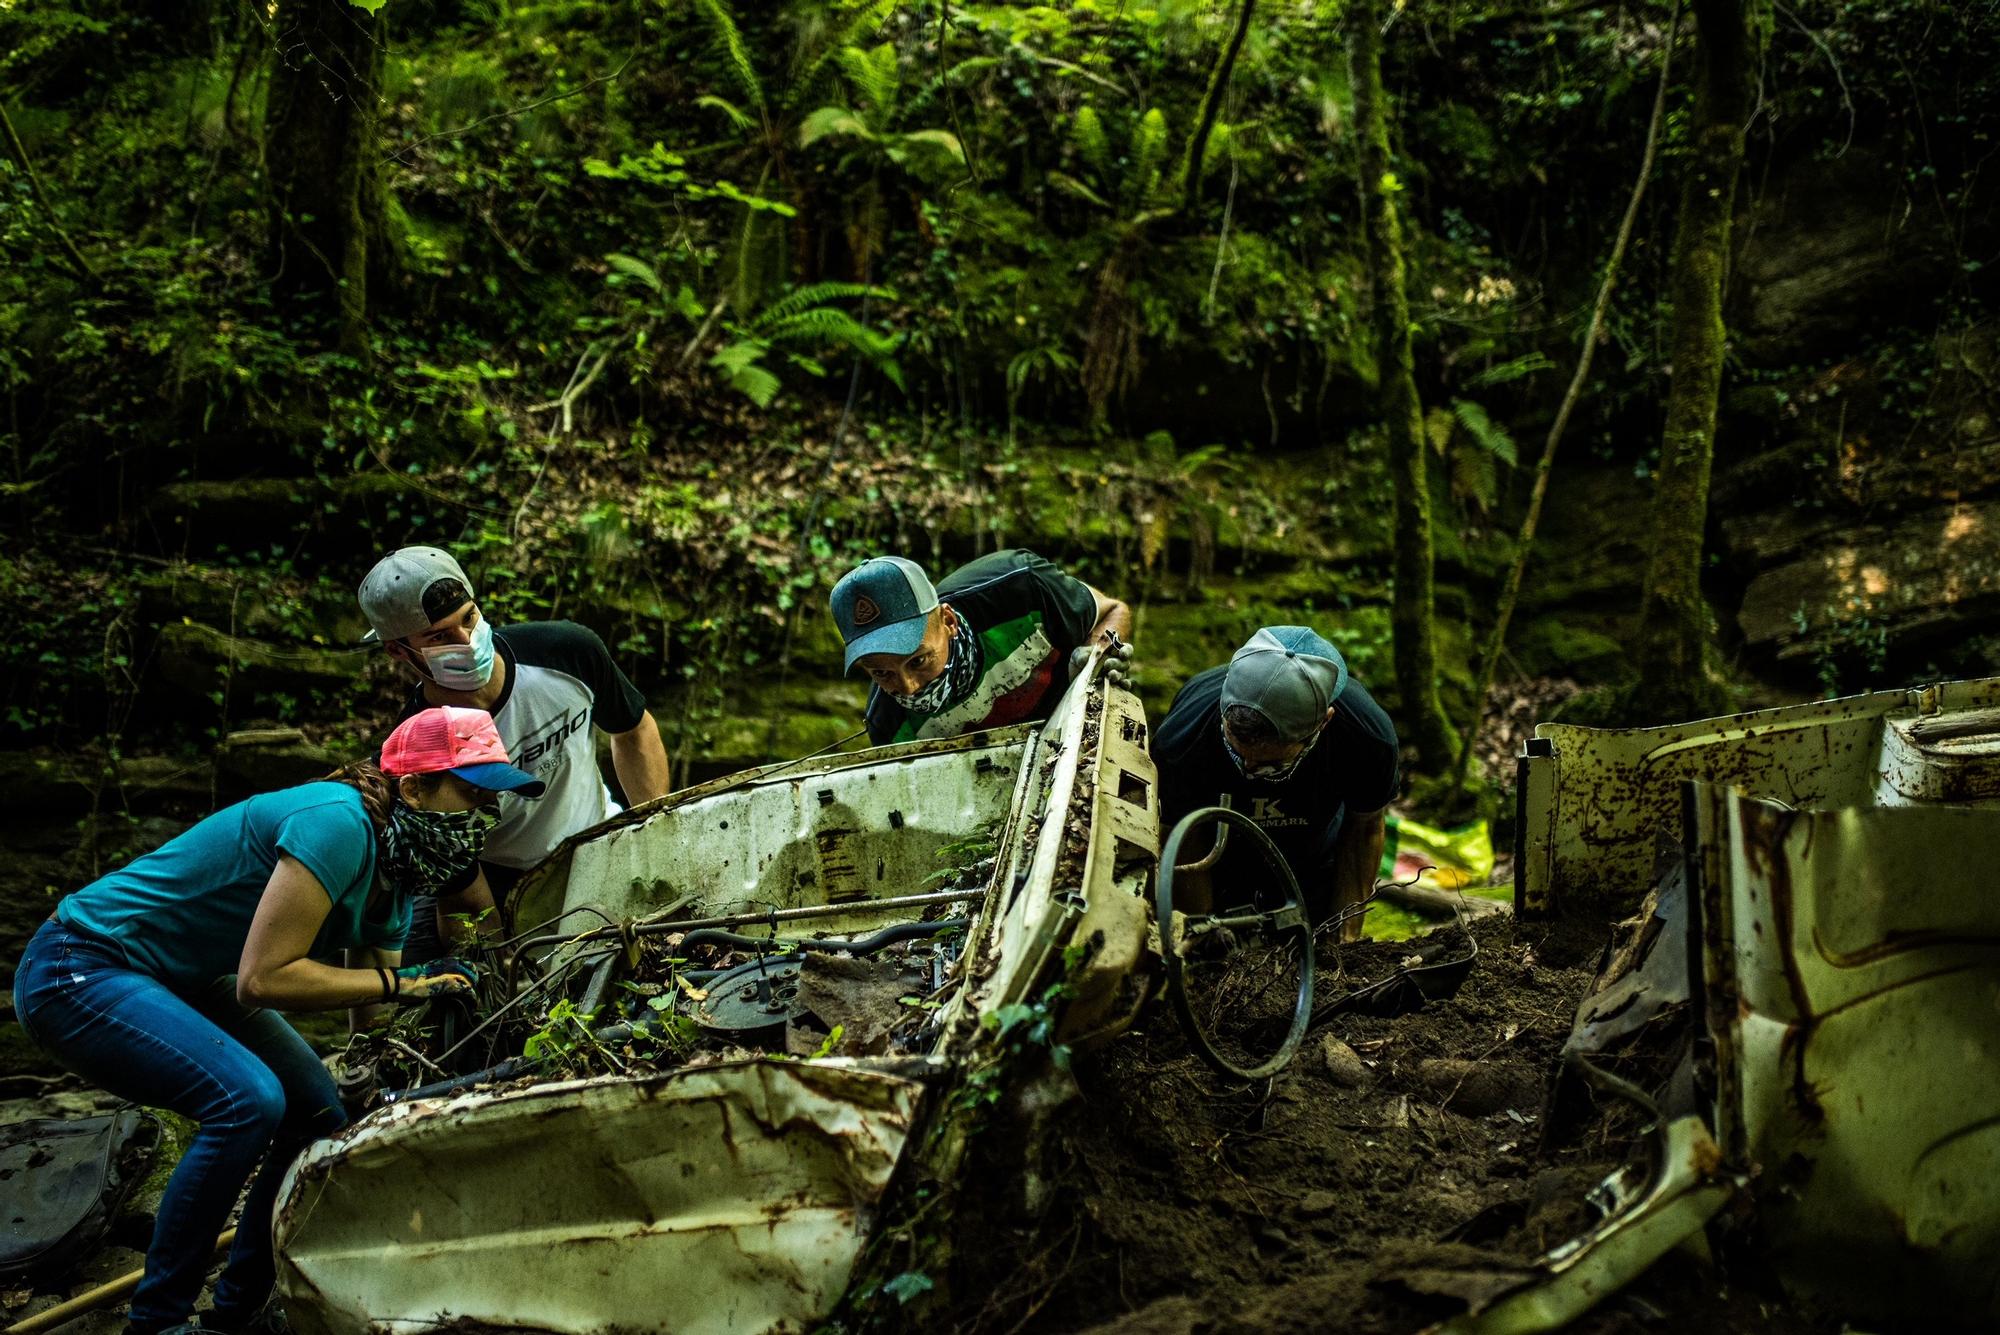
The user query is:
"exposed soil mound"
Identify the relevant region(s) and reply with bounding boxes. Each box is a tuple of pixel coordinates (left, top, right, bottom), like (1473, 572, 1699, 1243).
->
(942, 915, 1833, 1335)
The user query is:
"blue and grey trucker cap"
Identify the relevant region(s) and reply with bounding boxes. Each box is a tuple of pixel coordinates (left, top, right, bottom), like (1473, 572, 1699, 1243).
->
(1222, 626, 1348, 743)
(830, 556, 941, 672)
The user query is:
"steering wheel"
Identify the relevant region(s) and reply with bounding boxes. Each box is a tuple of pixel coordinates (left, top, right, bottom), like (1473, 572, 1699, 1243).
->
(1156, 805, 1316, 1080)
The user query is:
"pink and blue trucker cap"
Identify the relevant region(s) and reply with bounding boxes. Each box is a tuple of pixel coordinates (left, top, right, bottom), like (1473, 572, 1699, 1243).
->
(1221, 627, 1348, 743)
(830, 557, 940, 672)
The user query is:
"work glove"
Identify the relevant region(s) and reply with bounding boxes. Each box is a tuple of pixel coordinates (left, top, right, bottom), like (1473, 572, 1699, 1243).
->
(1069, 635, 1135, 686)
(395, 957, 478, 998)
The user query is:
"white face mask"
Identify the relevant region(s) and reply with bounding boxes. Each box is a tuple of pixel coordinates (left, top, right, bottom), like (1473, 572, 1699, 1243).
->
(419, 619, 496, 691)
(1223, 719, 1322, 783)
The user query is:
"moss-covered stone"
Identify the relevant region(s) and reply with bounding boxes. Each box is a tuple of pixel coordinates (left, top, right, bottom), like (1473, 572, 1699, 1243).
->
(1512, 616, 1630, 682)
(657, 675, 871, 772)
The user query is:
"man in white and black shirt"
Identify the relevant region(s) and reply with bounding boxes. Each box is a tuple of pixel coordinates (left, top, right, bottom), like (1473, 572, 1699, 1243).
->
(357, 546, 671, 959)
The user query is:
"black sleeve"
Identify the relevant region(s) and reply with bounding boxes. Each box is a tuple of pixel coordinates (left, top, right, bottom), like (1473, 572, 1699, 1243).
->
(502, 622, 648, 733)
(1015, 550, 1100, 649)
(1149, 671, 1223, 833)
(864, 689, 901, 746)
(1335, 682, 1401, 811)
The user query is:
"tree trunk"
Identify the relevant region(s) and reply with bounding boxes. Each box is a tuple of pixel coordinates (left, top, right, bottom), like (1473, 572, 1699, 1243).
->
(1351, 0, 1457, 774)
(263, 0, 395, 355)
(1631, 0, 1765, 721)
(1449, 4, 1681, 799)
(1180, 0, 1255, 216)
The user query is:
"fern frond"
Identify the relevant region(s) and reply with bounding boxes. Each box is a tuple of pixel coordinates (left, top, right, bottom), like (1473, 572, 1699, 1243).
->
(1131, 106, 1170, 206)
(695, 94, 754, 131)
(788, 0, 895, 110)
(1072, 105, 1112, 182)
(1047, 170, 1113, 210)
(1466, 352, 1556, 390)
(604, 253, 665, 294)
(759, 281, 893, 323)
(799, 105, 873, 149)
(692, 0, 766, 118)
(905, 55, 1000, 122)
(894, 128, 966, 164)
(761, 306, 889, 353)
(835, 42, 898, 118)
(1450, 398, 1518, 467)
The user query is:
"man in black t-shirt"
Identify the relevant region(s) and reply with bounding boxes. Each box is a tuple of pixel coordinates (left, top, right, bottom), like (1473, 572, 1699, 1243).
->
(357, 546, 672, 958)
(828, 549, 1132, 745)
(1153, 626, 1399, 939)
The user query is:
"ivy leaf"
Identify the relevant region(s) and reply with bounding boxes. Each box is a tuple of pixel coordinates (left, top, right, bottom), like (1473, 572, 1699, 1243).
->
(881, 1272, 934, 1304)
(347, 0, 388, 11)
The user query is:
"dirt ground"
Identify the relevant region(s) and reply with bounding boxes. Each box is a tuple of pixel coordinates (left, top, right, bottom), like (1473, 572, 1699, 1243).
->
(938, 914, 1839, 1335)
(5, 849, 1839, 1335)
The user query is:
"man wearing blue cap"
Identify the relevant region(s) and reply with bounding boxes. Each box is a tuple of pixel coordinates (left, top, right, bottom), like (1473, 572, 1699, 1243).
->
(1153, 626, 1399, 938)
(829, 549, 1131, 745)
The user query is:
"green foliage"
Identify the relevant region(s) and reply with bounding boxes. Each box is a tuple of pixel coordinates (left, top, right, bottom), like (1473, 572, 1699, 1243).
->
(3, 0, 1997, 761)
(880, 1271, 934, 1304)
(1449, 399, 1518, 467)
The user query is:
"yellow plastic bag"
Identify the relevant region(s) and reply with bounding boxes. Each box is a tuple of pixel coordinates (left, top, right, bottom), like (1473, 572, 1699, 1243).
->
(1379, 814, 1494, 892)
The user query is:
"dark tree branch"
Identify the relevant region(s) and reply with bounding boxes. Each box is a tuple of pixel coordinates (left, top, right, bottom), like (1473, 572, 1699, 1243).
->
(1451, 0, 1681, 796)
(1181, 0, 1256, 216)
(0, 101, 97, 282)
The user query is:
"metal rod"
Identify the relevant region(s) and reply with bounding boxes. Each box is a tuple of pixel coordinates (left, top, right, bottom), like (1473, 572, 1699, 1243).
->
(4, 1230, 235, 1335)
(516, 888, 989, 957)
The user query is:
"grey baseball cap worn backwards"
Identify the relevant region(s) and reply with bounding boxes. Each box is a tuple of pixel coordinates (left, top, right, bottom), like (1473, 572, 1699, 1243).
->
(829, 557, 939, 671)
(1223, 626, 1349, 743)
(358, 546, 478, 643)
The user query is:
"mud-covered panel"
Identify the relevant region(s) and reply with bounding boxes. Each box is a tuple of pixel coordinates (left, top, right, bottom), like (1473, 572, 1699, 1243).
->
(1519, 677, 2000, 911)
(509, 728, 1029, 933)
(1693, 787, 2000, 1325)
(275, 1061, 926, 1335)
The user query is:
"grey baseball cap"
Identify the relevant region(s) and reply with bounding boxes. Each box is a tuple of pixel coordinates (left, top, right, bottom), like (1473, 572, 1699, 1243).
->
(1222, 626, 1348, 743)
(358, 546, 478, 643)
(829, 556, 940, 671)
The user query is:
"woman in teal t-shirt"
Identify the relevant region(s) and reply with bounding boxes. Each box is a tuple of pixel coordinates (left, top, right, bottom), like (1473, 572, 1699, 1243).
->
(10, 706, 544, 1335)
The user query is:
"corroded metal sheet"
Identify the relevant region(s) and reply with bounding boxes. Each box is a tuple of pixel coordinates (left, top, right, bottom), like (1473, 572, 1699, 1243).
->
(1689, 785, 2000, 1324)
(274, 1061, 927, 1335)
(510, 727, 1031, 935)
(1431, 1117, 1734, 1335)
(277, 656, 1159, 1335)
(1061, 689, 1160, 1046)
(1516, 676, 2000, 913)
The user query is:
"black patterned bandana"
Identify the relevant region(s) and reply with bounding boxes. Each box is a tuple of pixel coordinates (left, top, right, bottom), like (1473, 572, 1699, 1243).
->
(892, 609, 981, 716)
(379, 802, 496, 895)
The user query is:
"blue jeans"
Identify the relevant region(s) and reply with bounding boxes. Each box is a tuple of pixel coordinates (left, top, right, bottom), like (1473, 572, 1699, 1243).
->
(12, 919, 347, 1333)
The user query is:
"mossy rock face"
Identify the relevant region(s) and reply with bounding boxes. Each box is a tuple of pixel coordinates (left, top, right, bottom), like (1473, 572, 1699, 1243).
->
(132, 565, 373, 647)
(151, 622, 371, 723)
(1516, 468, 1654, 613)
(658, 675, 870, 774)
(216, 729, 341, 792)
(141, 474, 434, 560)
(1131, 583, 1405, 726)
(0, 751, 215, 816)
(1512, 616, 1630, 682)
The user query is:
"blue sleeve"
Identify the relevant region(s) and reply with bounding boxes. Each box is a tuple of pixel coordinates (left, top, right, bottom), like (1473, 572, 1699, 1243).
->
(365, 896, 412, 952)
(274, 797, 375, 909)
